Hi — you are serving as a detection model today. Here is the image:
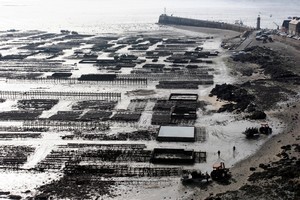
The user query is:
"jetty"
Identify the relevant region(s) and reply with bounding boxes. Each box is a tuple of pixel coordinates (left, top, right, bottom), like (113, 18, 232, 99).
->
(158, 14, 253, 32)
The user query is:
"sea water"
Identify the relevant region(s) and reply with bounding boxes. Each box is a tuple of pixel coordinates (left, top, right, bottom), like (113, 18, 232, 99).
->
(0, 0, 299, 33)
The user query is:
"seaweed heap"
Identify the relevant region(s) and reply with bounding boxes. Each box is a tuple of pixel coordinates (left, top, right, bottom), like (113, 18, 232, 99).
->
(209, 83, 259, 115)
(233, 46, 300, 83)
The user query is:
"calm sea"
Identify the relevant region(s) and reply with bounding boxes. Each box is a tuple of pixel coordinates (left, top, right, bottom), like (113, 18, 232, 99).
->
(0, 0, 299, 33)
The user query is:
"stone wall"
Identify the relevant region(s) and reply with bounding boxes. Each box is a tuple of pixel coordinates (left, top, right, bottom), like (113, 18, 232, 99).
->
(158, 14, 252, 33)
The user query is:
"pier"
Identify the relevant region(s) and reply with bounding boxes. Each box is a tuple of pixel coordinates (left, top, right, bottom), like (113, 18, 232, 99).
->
(158, 14, 253, 33)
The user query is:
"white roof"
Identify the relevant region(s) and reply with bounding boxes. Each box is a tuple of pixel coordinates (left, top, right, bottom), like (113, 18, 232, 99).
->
(158, 126, 195, 138)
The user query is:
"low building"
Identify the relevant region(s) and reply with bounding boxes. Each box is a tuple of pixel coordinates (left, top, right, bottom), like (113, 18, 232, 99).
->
(157, 126, 195, 142)
(289, 17, 300, 36)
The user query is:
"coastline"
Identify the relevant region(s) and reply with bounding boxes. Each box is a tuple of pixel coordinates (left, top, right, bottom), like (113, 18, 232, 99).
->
(0, 22, 300, 199)
(112, 25, 300, 200)
(200, 100, 300, 199)
(171, 25, 300, 199)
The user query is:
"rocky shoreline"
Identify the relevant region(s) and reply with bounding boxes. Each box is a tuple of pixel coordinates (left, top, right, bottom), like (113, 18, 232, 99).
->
(198, 31, 300, 200)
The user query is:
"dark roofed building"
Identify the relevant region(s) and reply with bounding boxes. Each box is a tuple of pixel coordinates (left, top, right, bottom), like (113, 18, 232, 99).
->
(282, 20, 291, 33)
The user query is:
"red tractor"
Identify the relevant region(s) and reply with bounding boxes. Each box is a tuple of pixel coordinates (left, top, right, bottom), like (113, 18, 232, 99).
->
(210, 162, 231, 181)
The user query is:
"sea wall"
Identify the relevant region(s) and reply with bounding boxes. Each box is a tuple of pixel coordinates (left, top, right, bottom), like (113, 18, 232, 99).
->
(158, 14, 252, 33)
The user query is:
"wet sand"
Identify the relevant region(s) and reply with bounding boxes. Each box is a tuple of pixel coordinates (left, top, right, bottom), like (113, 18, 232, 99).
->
(175, 25, 300, 199)
(0, 27, 253, 199)
(0, 26, 298, 199)
(103, 27, 300, 200)
(190, 101, 300, 199)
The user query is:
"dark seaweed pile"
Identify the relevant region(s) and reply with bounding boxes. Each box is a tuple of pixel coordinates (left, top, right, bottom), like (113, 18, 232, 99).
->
(233, 46, 300, 83)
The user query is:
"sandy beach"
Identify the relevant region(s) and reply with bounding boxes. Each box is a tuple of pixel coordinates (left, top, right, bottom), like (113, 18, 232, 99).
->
(99, 26, 300, 200)
(174, 25, 300, 200)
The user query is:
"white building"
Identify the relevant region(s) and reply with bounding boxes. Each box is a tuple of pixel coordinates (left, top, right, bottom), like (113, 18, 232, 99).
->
(289, 17, 300, 36)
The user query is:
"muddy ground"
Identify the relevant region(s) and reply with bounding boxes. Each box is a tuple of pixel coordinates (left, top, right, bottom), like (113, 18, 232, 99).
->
(0, 26, 298, 200)
(0, 28, 232, 199)
(192, 31, 300, 200)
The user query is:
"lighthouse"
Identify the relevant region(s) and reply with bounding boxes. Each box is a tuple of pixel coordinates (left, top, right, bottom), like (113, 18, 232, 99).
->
(257, 15, 261, 30)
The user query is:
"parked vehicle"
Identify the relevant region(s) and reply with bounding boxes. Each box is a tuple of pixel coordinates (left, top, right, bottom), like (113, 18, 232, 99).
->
(210, 162, 231, 181)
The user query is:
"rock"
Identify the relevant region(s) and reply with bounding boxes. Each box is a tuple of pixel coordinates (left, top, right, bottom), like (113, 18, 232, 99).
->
(246, 103, 257, 112)
(250, 167, 256, 171)
(35, 195, 48, 200)
(248, 111, 267, 120)
(0, 191, 10, 195)
(294, 145, 300, 152)
(281, 145, 292, 150)
(259, 163, 269, 170)
(8, 195, 22, 200)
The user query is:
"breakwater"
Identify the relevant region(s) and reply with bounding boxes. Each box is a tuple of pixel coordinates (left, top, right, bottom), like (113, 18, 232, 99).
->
(158, 14, 252, 33)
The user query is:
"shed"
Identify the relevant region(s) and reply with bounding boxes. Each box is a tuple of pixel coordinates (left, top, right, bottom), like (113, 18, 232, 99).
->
(289, 18, 300, 35)
(157, 126, 195, 142)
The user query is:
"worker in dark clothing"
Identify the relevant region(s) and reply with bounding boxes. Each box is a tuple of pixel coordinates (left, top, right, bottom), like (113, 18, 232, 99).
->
(217, 150, 220, 158)
(233, 146, 236, 158)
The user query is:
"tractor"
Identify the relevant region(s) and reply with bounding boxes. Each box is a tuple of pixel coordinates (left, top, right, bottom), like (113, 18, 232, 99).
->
(259, 123, 272, 135)
(210, 162, 231, 181)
